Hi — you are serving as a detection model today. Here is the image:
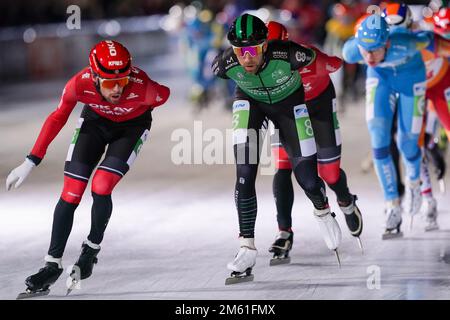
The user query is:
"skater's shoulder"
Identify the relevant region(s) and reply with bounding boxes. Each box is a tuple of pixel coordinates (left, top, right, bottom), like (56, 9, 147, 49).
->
(61, 67, 92, 100)
(212, 47, 238, 78)
(388, 32, 431, 50)
(212, 47, 236, 64)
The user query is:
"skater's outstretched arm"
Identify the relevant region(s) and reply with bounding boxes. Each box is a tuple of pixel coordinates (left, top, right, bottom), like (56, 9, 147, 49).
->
(6, 75, 78, 190)
(29, 76, 78, 163)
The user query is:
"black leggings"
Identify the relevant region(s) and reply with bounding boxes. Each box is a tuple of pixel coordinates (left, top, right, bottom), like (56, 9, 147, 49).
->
(272, 83, 352, 231)
(233, 86, 327, 238)
(47, 107, 151, 258)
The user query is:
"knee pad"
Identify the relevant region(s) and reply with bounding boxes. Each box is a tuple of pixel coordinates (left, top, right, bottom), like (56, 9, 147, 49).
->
(318, 161, 341, 185)
(272, 146, 292, 170)
(91, 169, 122, 195)
(61, 176, 88, 204)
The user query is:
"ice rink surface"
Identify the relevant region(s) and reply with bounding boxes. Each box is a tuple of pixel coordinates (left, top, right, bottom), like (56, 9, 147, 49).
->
(1, 52, 449, 300)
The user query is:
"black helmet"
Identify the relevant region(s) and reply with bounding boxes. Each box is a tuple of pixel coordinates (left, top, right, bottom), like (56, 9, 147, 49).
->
(227, 14, 268, 47)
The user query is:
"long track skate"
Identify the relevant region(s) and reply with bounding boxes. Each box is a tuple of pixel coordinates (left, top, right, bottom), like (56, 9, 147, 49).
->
(269, 231, 293, 266)
(382, 222, 403, 240)
(225, 268, 254, 285)
(17, 288, 50, 300)
(269, 249, 291, 266)
(66, 276, 80, 296)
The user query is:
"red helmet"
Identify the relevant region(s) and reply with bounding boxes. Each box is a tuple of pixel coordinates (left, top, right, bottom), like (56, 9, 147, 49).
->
(89, 40, 132, 79)
(267, 21, 289, 41)
(434, 7, 450, 39)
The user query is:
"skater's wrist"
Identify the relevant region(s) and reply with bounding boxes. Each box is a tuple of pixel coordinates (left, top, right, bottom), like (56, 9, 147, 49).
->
(26, 154, 42, 166)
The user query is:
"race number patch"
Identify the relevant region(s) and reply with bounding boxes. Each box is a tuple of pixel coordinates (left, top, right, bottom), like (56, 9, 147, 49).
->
(332, 98, 342, 146)
(412, 82, 426, 134)
(365, 78, 378, 122)
(127, 129, 150, 166)
(232, 100, 250, 145)
(66, 117, 84, 162)
(293, 104, 316, 157)
(445, 87, 450, 112)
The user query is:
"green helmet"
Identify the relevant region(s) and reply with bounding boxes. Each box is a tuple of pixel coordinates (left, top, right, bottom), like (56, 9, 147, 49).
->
(227, 13, 268, 47)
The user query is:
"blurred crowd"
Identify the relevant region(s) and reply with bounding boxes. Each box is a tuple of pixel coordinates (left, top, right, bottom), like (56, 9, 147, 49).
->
(166, 0, 447, 111)
(0, 0, 448, 104)
(0, 1, 433, 28)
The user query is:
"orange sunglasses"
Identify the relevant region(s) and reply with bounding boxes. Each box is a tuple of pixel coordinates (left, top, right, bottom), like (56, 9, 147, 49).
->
(99, 77, 130, 89)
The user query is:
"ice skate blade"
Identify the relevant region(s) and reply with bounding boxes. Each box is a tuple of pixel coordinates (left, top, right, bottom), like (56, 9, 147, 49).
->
(225, 274, 254, 285)
(382, 231, 403, 240)
(270, 256, 291, 266)
(424, 224, 439, 232)
(334, 250, 341, 268)
(66, 278, 79, 296)
(356, 237, 364, 255)
(16, 289, 50, 300)
(439, 179, 445, 194)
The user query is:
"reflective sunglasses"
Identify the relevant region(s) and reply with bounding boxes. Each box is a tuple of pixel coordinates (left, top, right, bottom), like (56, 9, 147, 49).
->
(232, 43, 265, 57)
(99, 77, 129, 89)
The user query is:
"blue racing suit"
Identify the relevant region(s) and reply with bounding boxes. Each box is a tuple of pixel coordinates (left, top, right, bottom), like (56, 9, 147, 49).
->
(343, 31, 431, 200)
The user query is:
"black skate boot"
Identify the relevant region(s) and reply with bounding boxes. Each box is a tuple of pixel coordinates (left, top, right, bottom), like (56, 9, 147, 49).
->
(17, 262, 63, 299)
(269, 231, 293, 266)
(339, 195, 364, 253)
(66, 241, 100, 295)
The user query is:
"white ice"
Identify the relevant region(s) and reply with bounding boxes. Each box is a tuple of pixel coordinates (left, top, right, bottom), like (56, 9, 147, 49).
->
(1, 54, 449, 300)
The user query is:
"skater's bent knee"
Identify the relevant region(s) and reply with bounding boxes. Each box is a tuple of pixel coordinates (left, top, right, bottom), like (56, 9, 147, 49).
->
(318, 162, 340, 185)
(61, 176, 87, 204)
(91, 169, 122, 195)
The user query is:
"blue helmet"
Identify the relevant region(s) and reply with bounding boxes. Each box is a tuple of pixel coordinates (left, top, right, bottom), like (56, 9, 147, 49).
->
(356, 14, 390, 51)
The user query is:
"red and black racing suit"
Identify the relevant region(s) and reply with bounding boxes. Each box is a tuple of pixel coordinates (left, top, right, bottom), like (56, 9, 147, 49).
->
(27, 66, 170, 258)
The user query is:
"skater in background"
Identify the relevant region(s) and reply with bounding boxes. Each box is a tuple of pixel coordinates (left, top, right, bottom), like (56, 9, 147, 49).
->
(323, 0, 366, 109)
(6, 40, 170, 298)
(212, 13, 343, 284)
(418, 6, 450, 229)
(343, 14, 431, 239)
(266, 21, 363, 266)
(382, 3, 450, 230)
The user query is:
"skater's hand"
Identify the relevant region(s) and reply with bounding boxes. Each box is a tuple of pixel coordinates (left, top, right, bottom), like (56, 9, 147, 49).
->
(6, 158, 35, 191)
